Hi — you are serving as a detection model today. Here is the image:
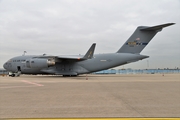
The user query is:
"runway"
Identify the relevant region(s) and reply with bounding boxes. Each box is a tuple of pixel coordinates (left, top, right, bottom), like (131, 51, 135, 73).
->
(0, 74, 180, 118)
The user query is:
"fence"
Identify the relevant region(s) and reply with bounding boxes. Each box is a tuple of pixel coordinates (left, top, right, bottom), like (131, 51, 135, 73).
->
(94, 69, 180, 74)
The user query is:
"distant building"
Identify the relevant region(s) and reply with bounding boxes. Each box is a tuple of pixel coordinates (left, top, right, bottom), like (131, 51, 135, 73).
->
(0, 68, 9, 76)
(94, 69, 180, 74)
(94, 69, 116, 74)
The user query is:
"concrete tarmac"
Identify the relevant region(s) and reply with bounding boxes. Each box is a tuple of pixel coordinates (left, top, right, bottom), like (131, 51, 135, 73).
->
(0, 74, 180, 118)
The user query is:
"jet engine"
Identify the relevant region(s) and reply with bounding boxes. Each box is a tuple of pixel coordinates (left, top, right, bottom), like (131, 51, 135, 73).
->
(26, 58, 55, 68)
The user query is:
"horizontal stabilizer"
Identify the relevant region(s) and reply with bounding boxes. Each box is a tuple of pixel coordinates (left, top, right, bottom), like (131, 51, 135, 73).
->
(140, 23, 175, 31)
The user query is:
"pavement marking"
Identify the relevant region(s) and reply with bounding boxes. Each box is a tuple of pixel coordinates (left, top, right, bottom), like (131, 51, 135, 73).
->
(7, 118, 180, 120)
(0, 85, 37, 89)
(21, 80, 44, 86)
(0, 79, 43, 89)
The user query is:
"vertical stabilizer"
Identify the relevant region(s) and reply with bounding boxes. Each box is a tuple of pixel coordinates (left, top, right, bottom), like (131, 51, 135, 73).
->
(117, 23, 175, 53)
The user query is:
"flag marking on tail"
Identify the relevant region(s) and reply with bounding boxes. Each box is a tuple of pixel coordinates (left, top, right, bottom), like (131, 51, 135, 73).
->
(125, 37, 148, 47)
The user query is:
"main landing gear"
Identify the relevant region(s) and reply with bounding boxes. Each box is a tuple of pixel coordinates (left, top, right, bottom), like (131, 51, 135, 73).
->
(62, 75, 78, 77)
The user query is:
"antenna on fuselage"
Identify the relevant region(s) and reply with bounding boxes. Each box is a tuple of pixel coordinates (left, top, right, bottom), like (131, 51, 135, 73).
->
(23, 51, 27, 56)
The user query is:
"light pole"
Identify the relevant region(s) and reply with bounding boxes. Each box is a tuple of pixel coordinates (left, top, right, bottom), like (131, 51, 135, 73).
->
(147, 60, 149, 69)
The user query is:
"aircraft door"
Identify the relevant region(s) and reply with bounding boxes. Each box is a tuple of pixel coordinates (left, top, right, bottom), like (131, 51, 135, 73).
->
(17, 66, 21, 71)
(26, 60, 30, 68)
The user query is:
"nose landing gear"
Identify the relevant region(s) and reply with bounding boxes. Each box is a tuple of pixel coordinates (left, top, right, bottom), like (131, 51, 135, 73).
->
(9, 66, 22, 77)
(9, 71, 21, 77)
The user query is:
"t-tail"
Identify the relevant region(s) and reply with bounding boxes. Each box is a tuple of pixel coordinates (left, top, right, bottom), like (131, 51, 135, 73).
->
(117, 23, 175, 53)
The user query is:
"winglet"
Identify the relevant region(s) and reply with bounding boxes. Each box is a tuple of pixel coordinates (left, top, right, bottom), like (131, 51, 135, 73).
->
(83, 43, 96, 59)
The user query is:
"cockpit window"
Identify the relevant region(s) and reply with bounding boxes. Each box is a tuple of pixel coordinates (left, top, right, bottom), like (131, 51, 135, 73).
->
(7, 59, 12, 62)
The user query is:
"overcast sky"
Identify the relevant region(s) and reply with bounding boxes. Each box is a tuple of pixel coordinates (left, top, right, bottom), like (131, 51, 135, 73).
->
(0, 0, 180, 69)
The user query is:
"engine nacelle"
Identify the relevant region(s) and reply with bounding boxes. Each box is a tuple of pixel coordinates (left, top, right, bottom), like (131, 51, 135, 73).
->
(26, 58, 55, 68)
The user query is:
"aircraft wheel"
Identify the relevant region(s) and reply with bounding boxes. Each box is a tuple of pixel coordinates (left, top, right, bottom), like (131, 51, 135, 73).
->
(11, 74, 15, 77)
(71, 75, 77, 77)
(63, 75, 77, 77)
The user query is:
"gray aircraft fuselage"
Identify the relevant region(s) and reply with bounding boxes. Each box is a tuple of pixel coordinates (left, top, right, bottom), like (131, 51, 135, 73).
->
(3, 53, 148, 75)
(3, 23, 175, 76)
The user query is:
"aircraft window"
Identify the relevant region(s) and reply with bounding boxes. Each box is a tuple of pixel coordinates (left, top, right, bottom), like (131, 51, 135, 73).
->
(26, 61, 29, 63)
(31, 61, 34, 63)
(17, 60, 20, 62)
(8, 59, 12, 62)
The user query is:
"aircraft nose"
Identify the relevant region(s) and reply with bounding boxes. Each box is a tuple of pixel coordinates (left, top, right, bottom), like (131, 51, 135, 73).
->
(3, 62, 7, 69)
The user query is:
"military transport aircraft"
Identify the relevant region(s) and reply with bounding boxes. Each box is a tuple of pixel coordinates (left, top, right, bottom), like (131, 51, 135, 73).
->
(3, 23, 175, 77)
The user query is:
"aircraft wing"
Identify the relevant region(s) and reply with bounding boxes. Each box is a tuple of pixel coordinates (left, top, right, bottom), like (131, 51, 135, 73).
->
(56, 55, 85, 61)
(33, 43, 96, 62)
